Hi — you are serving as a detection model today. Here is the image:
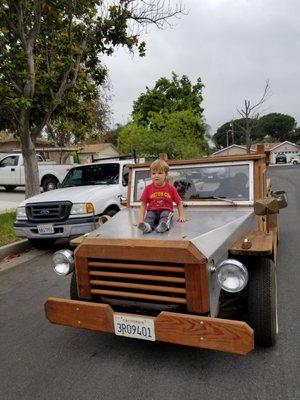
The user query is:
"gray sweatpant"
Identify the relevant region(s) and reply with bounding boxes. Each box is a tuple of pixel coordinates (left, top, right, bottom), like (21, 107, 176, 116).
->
(144, 210, 173, 230)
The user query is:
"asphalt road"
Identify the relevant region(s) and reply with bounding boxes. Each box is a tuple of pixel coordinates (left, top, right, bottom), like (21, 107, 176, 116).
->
(0, 165, 299, 400)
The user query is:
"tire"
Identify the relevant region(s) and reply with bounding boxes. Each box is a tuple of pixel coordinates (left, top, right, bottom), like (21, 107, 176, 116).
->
(28, 238, 56, 249)
(42, 176, 58, 191)
(248, 258, 278, 347)
(105, 208, 119, 218)
(4, 185, 17, 191)
(70, 271, 79, 300)
(293, 160, 298, 165)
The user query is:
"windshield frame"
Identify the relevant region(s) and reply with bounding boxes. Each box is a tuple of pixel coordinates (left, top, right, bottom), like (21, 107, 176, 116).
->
(130, 160, 254, 207)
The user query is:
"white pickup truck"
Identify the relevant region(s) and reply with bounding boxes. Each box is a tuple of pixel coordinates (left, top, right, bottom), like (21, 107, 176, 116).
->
(0, 153, 72, 191)
(14, 159, 132, 248)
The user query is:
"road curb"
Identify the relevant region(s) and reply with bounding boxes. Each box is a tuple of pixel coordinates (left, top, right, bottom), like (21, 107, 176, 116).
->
(0, 239, 31, 261)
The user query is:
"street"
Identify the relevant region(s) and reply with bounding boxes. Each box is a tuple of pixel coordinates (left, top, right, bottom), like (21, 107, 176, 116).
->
(0, 187, 25, 213)
(0, 165, 299, 400)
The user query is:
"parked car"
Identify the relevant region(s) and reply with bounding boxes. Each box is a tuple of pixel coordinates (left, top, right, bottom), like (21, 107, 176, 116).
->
(275, 153, 287, 164)
(45, 150, 288, 355)
(14, 159, 133, 249)
(0, 153, 72, 191)
(290, 154, 300, 165)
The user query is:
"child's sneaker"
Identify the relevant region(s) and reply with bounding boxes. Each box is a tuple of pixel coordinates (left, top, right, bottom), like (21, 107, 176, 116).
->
(138, 221, 152, 233)
(156, 221, 168, 233)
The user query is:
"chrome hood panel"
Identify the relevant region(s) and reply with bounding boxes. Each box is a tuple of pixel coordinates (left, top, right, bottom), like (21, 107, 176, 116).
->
(87, 206, 256, 259)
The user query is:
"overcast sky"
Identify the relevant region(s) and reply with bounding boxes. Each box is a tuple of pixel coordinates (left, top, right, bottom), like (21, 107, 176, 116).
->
(103, 0, 300, 135)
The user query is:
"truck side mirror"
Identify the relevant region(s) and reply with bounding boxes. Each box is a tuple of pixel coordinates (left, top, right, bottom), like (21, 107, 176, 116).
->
(254, 198, 279, 216)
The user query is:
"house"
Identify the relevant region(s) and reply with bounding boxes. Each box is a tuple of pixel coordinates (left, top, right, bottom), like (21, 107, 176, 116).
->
(77, 143, 120, 164)
(268, 141, 300, 164)
(212, 141, 300, 164)
(212, 144, 256, 156)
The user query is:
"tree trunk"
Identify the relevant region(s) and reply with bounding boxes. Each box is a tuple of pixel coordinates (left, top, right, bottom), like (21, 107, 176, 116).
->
(19, 112, 40, 198)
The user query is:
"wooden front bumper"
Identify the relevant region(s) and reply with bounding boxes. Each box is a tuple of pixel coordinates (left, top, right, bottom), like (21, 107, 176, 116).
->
(45, 297, 254, 355)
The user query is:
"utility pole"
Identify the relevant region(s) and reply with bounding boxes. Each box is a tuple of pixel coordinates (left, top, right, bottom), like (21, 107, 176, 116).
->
(230, 120, 234, 144)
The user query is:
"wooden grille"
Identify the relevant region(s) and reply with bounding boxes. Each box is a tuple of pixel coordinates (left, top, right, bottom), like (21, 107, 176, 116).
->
(87, 259, 187, 305)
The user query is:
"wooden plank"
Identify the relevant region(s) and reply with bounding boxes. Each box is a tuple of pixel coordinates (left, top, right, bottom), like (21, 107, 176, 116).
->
(230, 230, 273, 256)
(88, 270, 185, 283)
(129, 154, 264, 169)
(155, 312, 254, 355)
(76, 239, 206, 264)
(90, 289, 187, 304)
(90, 280, 187, 294)
(88, 261, 185, 273)
(73, 253, 91, 299)
(185, 262, 210, 313)
(44, 298, 254, 354)
(45, 298, 114, 332)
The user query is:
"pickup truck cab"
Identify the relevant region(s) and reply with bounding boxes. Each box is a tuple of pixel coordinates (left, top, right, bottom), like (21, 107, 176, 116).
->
(14, 159, 132, 248)
(45, 149, 287, 355)
(0, 153, 72, 191)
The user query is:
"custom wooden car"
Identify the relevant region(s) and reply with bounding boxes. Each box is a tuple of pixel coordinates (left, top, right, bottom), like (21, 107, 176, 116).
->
(45, 146, 287, 355)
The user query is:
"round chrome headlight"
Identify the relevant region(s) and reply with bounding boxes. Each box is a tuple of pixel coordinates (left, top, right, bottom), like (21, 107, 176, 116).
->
(52, 250, 74, 276)
(216, 259, 248, 293)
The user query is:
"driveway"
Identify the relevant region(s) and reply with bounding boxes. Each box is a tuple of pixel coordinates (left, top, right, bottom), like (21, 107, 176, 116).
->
(0, 187, 25, 213)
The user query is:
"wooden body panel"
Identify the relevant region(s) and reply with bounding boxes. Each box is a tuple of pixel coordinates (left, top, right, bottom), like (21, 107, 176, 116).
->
(45, 298, 254, 355)
(229, 230, 273, 256)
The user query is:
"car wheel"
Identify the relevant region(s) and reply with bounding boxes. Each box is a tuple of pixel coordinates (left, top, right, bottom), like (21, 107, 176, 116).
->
(4, 185, 17, 191)
(28, 238, 56, 249)
(248, 258, 278, 347)
(42, 176, 58, 191)
(70, 271, 79, 300)
(293, 160, 298, 165)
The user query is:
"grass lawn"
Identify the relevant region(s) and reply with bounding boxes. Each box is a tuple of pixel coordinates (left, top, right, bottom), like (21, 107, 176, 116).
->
(0, 212, 19, 247)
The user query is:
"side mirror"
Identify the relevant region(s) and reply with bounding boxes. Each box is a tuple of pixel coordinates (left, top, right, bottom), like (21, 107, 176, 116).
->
(272, 190, 288, 209)
(254, 197, 279, 216)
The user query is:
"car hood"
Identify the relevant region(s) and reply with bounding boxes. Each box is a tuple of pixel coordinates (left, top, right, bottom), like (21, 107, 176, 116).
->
(86, 206, 256, 260)
(19, 185, 118, 206)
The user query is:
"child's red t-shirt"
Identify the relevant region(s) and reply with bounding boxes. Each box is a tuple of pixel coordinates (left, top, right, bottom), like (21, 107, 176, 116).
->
(140, 182, 181, 211)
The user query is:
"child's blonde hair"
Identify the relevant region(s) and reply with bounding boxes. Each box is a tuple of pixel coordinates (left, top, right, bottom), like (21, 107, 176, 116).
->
(150, 159, 169, 174)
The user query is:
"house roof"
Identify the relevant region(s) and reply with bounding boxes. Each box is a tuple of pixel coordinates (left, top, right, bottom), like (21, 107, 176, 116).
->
(213, 144, 256, 155)
(78, 143, 118, 154)
(268, 141, 300, 151)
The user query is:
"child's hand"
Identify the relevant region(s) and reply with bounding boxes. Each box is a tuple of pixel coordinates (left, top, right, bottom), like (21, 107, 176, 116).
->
(178, 216, 187, 222)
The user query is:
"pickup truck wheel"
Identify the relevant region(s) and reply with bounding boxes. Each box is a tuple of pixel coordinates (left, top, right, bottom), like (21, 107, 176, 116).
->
(292, 160, 298, 165)
(42, 176, 58, 191)
(105, 208, 119, 217)
(248, 258, 278, 347)
(28, 238, 56, 249)
(70, 272, 79, 300)
(4, 185, 17, 191)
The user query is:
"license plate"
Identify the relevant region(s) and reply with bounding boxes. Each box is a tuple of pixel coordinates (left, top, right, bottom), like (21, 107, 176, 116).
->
(113, 314, 155, 341)
(37, 224, 54, 234)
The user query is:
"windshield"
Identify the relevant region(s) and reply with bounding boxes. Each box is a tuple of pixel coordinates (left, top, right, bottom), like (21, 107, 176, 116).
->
(133, 163, 251, 203)
(61, 163, 120, 187)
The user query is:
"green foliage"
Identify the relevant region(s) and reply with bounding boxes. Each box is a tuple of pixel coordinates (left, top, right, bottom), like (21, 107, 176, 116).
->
(0, 212, 17, 247)
(255, 113, 296, 141)
(118, 73, 206, 159)
(213, 113, 298, 149)
(118, 109, 205, 159)
(132, 72, 204, 126)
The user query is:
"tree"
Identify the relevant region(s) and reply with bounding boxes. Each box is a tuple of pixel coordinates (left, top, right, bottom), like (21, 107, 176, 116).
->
(0, 1, 184, 197)
(237, 80, 270, 153)
(132, 72, 204, 126)
(118, 109, 206, 159)
(213, 118, 258, 149)
(255, 113, 296, 142)
(118, 73, 206, 158)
